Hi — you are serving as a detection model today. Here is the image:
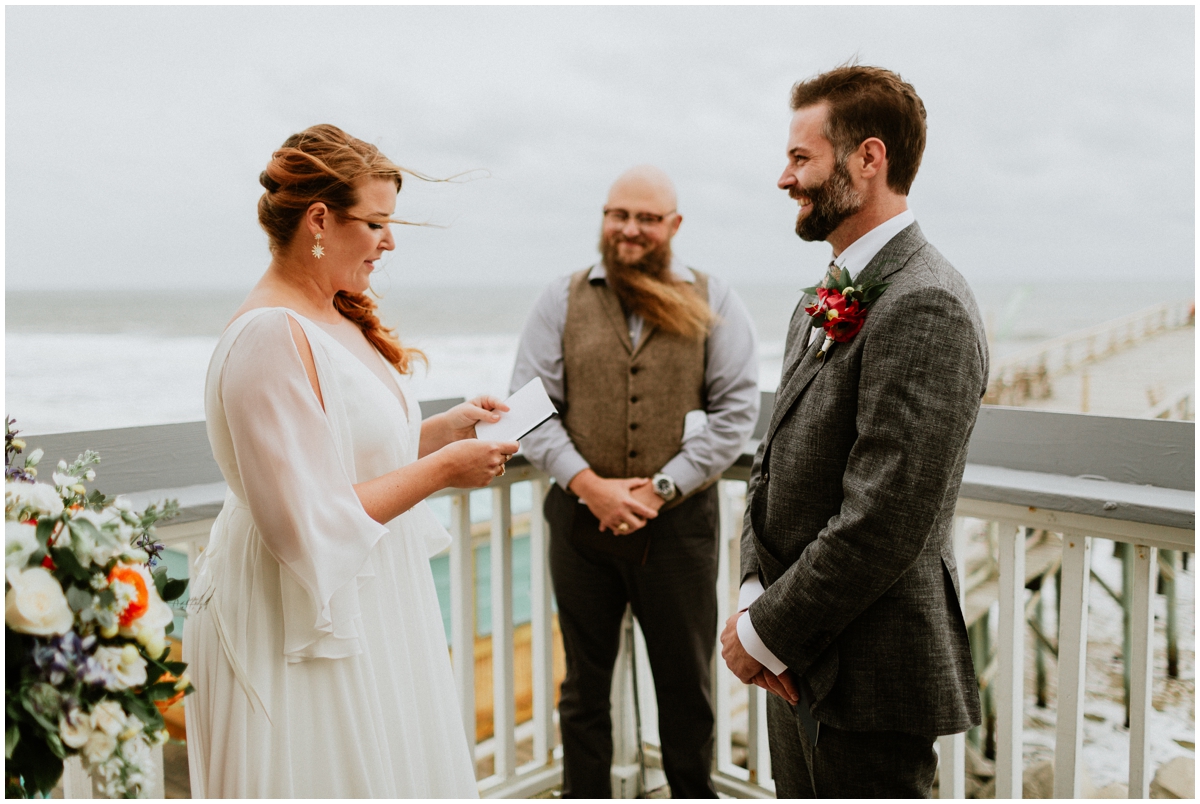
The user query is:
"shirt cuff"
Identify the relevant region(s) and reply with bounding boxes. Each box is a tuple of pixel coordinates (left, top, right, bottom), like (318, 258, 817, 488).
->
(660, 453, 707, 497)
(738, 607, 788, 675)
(547, 450, 589, 492)
(737, 574, 765, 611)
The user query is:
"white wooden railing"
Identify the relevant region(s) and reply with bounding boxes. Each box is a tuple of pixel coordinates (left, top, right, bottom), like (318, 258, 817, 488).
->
(35, 404, 1193, 799)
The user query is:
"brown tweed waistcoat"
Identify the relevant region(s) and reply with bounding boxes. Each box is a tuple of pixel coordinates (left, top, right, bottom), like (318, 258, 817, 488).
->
(561, 268, 708, 484)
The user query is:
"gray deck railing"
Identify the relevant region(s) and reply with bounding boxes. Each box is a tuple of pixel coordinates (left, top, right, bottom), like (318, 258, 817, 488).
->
(28, 400, 1193, 799)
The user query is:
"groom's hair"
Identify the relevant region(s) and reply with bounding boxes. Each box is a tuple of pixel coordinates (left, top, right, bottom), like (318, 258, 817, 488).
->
(791, 65, 927, 196)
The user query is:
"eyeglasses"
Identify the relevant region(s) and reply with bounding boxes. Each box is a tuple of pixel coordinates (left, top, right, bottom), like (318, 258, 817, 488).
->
(603, 208, 677, 228)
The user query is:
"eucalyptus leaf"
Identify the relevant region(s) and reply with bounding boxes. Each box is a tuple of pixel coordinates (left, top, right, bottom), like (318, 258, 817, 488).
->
(162, 577, 188, 602)
(65, 585, 93, 613)
(35, 519, 55, 549)
(152, 565, 170, 598)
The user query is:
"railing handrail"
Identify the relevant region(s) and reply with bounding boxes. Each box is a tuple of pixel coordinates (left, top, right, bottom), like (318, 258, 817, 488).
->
(989, 298, 1193, 377)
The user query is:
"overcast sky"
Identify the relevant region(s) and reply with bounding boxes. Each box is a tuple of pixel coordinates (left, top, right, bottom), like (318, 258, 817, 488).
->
(5, 5, 1195, 292)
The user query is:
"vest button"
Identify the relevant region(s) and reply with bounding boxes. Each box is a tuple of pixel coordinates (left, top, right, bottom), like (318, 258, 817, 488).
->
(629, 423, 638, 430)
(630, 396, 638, 403)
(629, 450, 638, 458)
(630, 366, 639, 375)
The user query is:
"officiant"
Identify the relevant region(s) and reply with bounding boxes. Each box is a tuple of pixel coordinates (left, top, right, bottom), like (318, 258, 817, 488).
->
(509, 165, 759, 798)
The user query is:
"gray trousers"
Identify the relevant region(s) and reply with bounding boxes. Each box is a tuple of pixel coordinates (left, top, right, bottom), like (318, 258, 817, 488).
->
(546, 483, 720, 798)
(767, 693, 938, 798)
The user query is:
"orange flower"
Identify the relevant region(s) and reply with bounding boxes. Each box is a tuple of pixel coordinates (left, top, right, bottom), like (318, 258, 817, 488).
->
(108, 564, 150, 627)
(153, 672, 186, 713)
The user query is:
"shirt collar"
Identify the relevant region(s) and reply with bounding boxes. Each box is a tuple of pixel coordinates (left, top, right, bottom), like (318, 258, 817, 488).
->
(831, 209, 916, 277)
(588, 256, 695, 284)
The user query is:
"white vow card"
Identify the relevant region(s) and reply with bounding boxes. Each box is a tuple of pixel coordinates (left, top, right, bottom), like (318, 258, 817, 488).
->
(475, 377, 558, 442)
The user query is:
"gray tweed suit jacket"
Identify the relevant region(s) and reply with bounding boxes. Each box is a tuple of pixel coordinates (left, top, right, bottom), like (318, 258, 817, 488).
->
(741, 222, 985, 736)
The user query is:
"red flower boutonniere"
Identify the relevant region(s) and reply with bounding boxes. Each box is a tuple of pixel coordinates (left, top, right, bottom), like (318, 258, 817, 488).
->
(802, 265, 889, 358)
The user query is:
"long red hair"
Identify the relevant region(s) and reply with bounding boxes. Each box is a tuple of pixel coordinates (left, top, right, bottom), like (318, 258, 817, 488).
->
(257, 124, 425, 374)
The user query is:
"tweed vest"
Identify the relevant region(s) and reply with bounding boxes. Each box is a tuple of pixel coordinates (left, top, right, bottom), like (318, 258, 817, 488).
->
(561, 267, 709, 486)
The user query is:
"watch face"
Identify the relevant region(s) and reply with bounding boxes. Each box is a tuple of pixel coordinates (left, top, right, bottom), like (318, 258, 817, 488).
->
(654, 476, 674, 498)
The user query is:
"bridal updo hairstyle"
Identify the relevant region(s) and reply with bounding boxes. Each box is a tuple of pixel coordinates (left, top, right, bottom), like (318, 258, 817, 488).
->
(258, 124, 425, 374)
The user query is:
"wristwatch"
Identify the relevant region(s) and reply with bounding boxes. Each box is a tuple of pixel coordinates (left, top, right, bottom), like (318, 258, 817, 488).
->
(652, 473, 677, 502)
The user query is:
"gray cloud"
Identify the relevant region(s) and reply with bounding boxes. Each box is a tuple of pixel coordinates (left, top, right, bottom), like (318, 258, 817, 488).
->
(5, 5, 1194, 291)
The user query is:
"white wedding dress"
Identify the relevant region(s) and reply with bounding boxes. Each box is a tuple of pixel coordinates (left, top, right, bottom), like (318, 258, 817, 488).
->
(184, 307, 478, 798)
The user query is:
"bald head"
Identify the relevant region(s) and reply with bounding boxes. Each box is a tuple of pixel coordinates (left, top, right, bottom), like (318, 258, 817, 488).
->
(607, 164, 678, 211)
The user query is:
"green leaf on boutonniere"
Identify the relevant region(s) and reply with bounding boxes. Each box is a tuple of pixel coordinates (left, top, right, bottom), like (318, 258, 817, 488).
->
(838, 266, 851, 288)
(860, 283, 889, 304)
(801, 285, 819, 296)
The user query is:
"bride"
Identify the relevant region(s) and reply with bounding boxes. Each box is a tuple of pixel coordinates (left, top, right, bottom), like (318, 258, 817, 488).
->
(184, 124, 516, 797)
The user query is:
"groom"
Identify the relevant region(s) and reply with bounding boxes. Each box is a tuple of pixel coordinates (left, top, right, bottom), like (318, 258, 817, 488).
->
(720, 65, 986, 797)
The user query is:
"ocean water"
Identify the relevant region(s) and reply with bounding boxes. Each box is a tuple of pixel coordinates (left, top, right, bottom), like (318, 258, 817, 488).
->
(5, 280, 1193, 434)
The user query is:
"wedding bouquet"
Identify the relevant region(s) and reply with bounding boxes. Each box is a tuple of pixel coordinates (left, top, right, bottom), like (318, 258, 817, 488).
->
(5, 418, 193, 798)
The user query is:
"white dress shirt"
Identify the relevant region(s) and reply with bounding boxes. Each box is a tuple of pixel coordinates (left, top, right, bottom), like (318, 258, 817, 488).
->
(736, 208, 915, 674)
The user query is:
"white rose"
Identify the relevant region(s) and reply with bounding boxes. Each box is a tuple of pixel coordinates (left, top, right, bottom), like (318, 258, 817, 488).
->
(25, 447, 44, 468)
(82, 728, 117, 765)
(5, 521, 38, 570)
(90, 700, 127, 736)
(5, 481, 64, 519)
(59, 707, 93, 749)
(91, 643, 147, 691)
(4, 566, 74, 636)
(52, 472, 75, 490)
(92, 644, 148, 691)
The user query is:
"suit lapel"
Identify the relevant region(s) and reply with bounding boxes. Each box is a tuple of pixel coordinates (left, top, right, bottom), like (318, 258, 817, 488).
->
(763, 334, 825, 446)
(762, 222, 929, 449)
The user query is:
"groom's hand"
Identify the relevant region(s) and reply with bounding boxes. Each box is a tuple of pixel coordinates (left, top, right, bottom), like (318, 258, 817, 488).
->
(753, 669, 800, 706)
(720, 611, 764, 683)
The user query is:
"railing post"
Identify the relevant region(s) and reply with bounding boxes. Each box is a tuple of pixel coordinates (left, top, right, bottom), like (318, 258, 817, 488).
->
(62, 756, 92, 798)
(937, 734, 966, 799)
(491, 485, 516, 780)
(745, 684, 771, 785)
(610, 606, 642, 798)
(713, 482, 735, 773)
(996, 523, 1026, 798)
(1127, 544, 1157, 798)
(529, 477, 556, 767)
(449, 491, 476, 757)
(1054, 534, 1092, 799)
(940, 516, 968, 799)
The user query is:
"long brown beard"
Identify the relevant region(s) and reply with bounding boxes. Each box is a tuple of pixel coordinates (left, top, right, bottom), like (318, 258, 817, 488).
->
(600, 235, 713, 341)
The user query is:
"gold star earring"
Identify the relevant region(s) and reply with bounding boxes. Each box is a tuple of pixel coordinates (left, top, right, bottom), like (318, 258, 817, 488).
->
(311, 233, 325, 259)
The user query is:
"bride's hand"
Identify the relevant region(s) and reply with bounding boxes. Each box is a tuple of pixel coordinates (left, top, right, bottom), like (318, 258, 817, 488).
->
(435, 439, 519, 488)
(444, 396, 509, 441)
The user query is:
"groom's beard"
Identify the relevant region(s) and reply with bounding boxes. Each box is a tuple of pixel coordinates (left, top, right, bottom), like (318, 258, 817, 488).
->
(793, 157, 865, 242)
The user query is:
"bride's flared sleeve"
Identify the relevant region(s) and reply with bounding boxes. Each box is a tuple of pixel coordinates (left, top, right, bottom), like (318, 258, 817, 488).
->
(219, 311, 390, 661)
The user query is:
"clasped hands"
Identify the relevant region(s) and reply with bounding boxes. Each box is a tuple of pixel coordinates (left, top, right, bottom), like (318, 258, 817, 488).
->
(720, 610, 800, 706)
(568, 468, 663, 535)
